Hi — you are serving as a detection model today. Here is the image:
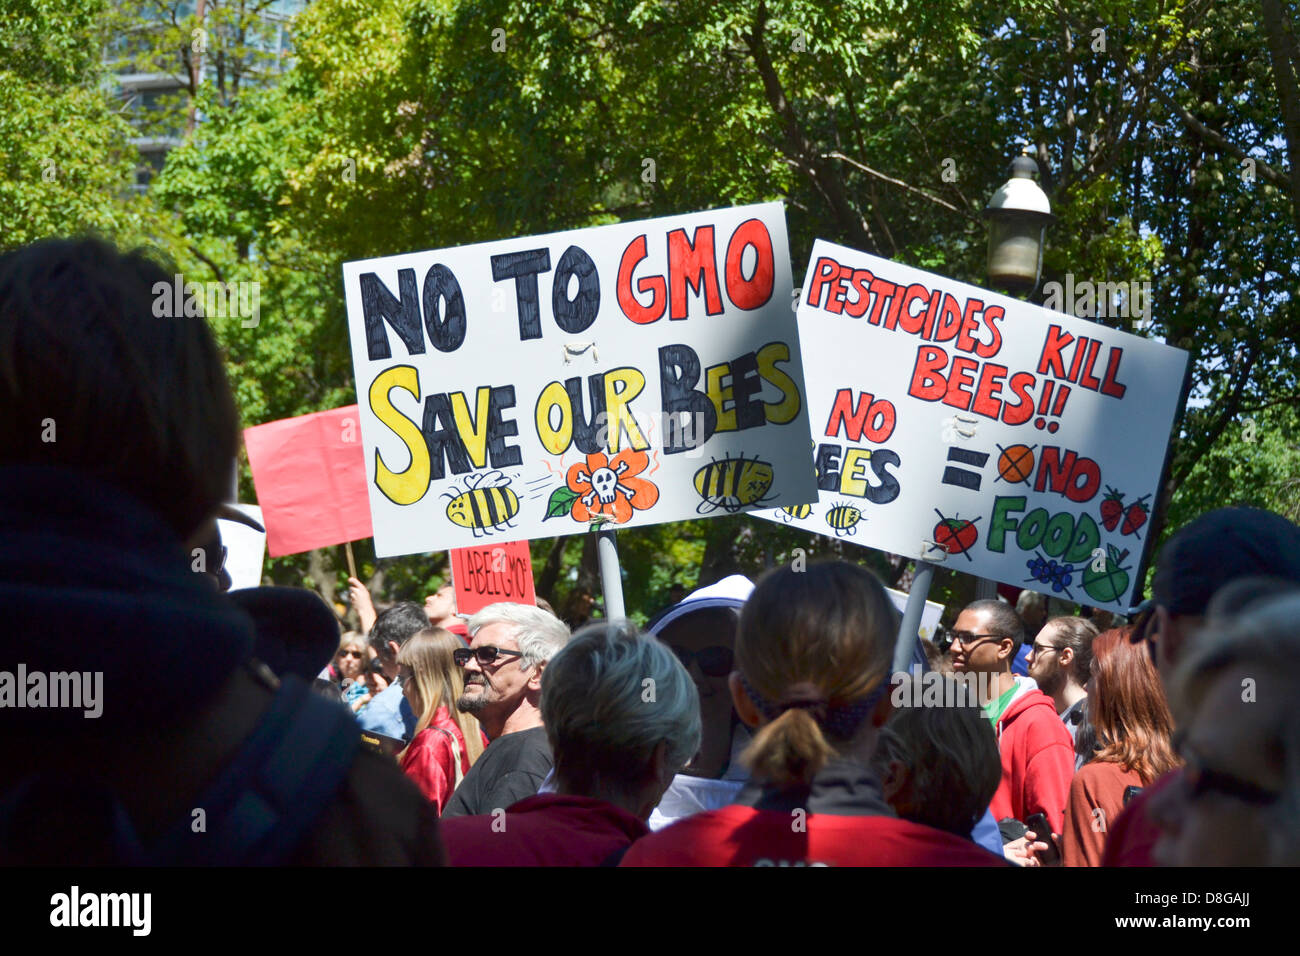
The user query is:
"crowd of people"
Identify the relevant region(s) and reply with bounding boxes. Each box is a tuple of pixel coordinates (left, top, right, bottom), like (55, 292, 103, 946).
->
(312, 504, 1300, 867)
(2, 236, 1298, 868)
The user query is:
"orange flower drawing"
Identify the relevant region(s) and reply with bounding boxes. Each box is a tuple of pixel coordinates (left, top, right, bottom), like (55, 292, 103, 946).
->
(563, 448, 660, 524)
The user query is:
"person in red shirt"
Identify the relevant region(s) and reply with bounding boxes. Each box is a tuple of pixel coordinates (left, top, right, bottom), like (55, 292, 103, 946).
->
(440, 621, 701, 865)
(621, 561, 1003, 867)
(950, 599, 1075, 838)
(397, 628, 484, 813)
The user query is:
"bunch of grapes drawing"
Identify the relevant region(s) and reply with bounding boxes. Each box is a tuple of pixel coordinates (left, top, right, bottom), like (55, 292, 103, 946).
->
(1025, 552, 1076, 598)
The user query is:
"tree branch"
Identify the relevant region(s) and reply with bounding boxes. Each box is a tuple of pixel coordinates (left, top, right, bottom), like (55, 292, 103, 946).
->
(744, 0, 875, 250)
(823, 151, 981, 223)
(187, 245, 226, 284)
(1106, 31, 1291, 191)
(1174, 347, 1259, 485)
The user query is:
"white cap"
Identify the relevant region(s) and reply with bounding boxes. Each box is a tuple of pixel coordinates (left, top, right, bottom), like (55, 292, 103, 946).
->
(648, 574, 755, 636)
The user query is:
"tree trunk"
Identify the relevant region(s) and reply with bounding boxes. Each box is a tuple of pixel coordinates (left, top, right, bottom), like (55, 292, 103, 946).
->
(1261, 0, 1300, 230)
(307, 548, 340, 622)
(536, 536, 569, 602)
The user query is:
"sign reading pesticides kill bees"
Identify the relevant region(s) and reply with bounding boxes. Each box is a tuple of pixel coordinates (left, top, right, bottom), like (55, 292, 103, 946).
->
(343, 203, 818, 556)
(755, 239, 1189, 610)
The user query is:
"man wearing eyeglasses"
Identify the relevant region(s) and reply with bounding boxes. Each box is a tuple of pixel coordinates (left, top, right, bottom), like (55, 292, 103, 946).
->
(357, 603, 430, 740)
(442, 603, 571, 818)
(950, 599, 1075, 839)
(1025, 616, 1098, 766)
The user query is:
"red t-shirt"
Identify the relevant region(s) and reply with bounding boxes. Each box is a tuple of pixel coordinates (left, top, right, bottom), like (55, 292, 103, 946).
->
(441, 794, 648, 866)
(620, 805, 1004, 867)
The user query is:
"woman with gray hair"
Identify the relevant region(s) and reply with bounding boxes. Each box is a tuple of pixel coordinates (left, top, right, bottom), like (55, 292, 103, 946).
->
(438, 621, 700, 865)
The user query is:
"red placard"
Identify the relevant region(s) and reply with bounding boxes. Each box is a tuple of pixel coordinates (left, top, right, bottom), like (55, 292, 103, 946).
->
(450, 540, 536, 615)
(244, 405, 373, 557)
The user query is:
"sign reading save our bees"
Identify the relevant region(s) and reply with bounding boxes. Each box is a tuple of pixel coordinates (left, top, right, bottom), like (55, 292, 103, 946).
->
(755, 239, 1189, 610)
(342, 203, 819, 557)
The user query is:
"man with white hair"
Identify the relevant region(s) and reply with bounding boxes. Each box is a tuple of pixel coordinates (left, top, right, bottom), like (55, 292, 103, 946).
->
(440, 621, 700, 864)
(441, 603, 571, 818)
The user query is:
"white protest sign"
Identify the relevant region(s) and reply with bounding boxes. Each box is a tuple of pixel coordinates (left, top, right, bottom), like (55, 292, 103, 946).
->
(885, 586, 944, 644)
(343, 203, 818, 557)
(756, 240, 1188, 610)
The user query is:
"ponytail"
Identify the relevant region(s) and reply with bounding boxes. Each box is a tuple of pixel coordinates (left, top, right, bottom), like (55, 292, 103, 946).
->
(736, 561, 897, 788)
(741, 707, 836, 788)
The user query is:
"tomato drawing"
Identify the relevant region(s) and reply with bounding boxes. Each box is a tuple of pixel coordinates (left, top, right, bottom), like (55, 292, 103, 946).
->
(933, 509, 980, 561)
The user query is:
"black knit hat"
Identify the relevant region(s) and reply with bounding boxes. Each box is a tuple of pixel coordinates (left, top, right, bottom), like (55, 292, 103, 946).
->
(1151, 507, 1300, 616)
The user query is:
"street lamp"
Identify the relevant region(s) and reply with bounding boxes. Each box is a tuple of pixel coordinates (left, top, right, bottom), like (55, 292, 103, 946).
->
(969, 150, 1054, 606)
(984, 149, 1054, 294)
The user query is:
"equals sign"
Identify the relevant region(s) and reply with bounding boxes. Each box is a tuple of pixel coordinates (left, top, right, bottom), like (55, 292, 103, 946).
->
(942, 447, 989, 491)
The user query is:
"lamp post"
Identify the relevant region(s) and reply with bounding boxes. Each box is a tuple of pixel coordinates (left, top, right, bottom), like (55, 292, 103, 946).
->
(984, 149, 1054, 295)
(898, 150, 1057, 664)
(971, 150, 1055, 603)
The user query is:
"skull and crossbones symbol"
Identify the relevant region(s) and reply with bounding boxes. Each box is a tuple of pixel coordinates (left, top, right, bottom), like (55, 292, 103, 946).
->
(577, 462, 636, 507)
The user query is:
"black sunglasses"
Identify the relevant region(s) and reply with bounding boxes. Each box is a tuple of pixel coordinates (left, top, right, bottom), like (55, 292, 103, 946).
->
(453, 646, 525, 668)
(1178, 739, 1282, 806)
(948, 631, 1004, 650)
(1128, 604, 1159, 666)
(666, 644, 734, 677)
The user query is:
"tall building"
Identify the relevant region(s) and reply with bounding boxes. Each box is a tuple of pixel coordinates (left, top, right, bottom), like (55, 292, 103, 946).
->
(106, 1, 309, 191)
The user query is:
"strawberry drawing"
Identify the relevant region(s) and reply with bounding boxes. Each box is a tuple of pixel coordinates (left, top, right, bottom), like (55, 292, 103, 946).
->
(1122, 495, 1150, 538)
(1099, 487, 1125, 532)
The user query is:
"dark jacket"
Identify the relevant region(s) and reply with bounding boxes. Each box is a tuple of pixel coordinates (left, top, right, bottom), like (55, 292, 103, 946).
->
(0, 465, 443, 865)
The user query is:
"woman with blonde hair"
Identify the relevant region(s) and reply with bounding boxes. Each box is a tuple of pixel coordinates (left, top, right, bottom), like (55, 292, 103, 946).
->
(397, 628, 484, 813)
(621, 561, 1001, 866)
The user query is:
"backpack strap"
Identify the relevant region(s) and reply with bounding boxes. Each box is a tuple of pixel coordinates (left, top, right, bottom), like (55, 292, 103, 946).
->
(0, 673, 359, 866)
(434, 727, 466, 790)
(146, 674, 360, 865)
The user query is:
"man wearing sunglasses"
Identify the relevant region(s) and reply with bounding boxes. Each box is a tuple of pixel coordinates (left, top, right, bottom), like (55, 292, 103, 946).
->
(442, 603, 571, 819)
(1099, 507, 1300, 867)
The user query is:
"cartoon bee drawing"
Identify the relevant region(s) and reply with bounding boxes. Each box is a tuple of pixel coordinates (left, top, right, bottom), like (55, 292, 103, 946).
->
(780, 503, 814, 522)
(443, 471, 520, 537)
(693, 454, 775, 515)
(825, 502, 863, 537)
